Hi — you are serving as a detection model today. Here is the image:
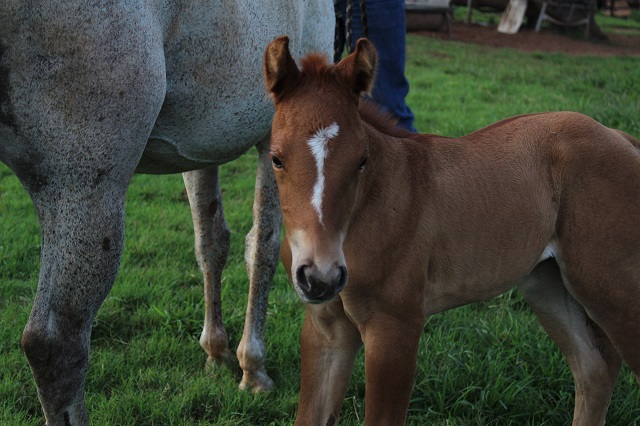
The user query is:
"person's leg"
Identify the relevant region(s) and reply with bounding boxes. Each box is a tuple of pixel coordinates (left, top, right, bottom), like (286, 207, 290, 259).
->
(348, 0, 416, 132)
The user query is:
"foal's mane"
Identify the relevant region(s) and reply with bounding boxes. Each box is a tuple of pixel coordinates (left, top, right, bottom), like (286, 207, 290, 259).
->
(358, 99, 414, 138)
(299, 54, 413, 139)
(299, 53, 336, 81)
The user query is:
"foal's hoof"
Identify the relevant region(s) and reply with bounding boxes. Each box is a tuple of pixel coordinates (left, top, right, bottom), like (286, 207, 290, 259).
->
(238, 368, 274, 393)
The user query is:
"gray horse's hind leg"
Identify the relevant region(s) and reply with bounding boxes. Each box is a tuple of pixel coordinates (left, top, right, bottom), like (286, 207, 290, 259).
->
(237, 138, 282, 392)
(183, 167, 233, 364)
(21, 180, 131, 426)
(7, 12, 166, 419)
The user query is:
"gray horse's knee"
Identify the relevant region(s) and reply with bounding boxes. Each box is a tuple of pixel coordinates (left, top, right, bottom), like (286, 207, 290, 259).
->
(244, 228, 277, 267)
(197, 203, 230, 268)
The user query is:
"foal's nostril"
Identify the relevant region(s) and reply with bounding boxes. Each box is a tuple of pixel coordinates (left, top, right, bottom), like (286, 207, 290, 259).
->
(337, 266, 348, 290)
(296, 265, 311, 293)
(295, 263, 348, 301)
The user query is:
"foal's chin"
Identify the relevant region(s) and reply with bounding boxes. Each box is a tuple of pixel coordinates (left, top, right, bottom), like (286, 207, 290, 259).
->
(293, 283, 345, 305)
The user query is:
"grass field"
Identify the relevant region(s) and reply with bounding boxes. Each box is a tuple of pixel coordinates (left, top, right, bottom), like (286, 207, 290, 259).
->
(2, 26, 640, 426)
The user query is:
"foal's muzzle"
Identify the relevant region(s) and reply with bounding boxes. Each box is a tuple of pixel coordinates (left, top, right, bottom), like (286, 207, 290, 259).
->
(295, 263, 348, 303)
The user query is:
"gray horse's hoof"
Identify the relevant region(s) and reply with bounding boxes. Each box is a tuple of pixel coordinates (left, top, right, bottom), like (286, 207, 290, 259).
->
(238, 368, 274, 393)
(204, 350, 234, 372)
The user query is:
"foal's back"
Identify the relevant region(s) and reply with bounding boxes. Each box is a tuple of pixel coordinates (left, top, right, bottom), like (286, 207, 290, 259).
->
(354, 109, 640, 314)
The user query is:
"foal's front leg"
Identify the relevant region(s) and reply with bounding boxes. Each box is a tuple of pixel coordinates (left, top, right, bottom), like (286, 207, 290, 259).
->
(363, 313, 423, 425)
(295, 299, 363, 426)
(237, 138, 282, 392)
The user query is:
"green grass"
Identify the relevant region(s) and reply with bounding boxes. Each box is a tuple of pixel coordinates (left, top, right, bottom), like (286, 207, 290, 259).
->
(2, 34, 640, 425)
(597, 9, 640, 33)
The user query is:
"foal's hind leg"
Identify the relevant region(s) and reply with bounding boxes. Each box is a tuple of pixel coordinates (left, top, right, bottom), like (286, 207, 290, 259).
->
(183, 167, 233, 365)
(560, 259, 640, 383)
(237, 138, 282, 392)
(518, 260, 622, 426)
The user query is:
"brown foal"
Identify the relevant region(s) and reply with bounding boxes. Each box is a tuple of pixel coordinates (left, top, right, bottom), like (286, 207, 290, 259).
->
(264, 36, 640, 425)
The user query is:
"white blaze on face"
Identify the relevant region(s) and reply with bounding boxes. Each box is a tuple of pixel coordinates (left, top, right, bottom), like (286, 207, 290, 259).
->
(307, 122, 339, 224)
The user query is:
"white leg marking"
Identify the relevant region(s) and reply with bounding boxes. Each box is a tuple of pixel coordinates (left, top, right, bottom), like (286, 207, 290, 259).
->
(307, 122, 339, 224)
(538, 241, 558, 264)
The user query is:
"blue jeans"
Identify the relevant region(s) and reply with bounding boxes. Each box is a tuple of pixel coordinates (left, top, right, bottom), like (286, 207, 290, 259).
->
(336, 0, 416, 132)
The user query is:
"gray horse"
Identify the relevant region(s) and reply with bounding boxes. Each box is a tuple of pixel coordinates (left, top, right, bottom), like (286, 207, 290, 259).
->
(0, 1, 333, 424)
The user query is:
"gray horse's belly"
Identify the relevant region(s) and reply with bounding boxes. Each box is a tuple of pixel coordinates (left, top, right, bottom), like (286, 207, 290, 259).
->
(133, 0, 286, 174)
(132, 0, 332, 175)
(136, 92, 273, 174)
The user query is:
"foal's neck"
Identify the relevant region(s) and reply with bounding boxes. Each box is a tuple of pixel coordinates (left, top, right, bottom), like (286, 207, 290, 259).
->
(356, 118, 435, 217)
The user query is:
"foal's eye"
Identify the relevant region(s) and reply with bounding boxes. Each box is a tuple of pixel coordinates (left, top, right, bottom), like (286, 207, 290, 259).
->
(358, 157, 368, 171)
(272, 156, 284, 170)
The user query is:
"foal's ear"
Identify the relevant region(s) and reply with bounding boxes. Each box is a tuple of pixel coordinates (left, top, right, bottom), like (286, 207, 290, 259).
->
(335, 38, 377, 97)
(264, 36, 300, 103)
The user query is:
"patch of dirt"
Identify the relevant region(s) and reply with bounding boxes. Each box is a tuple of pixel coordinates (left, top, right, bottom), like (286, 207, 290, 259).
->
(415, 22, 640, 56)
